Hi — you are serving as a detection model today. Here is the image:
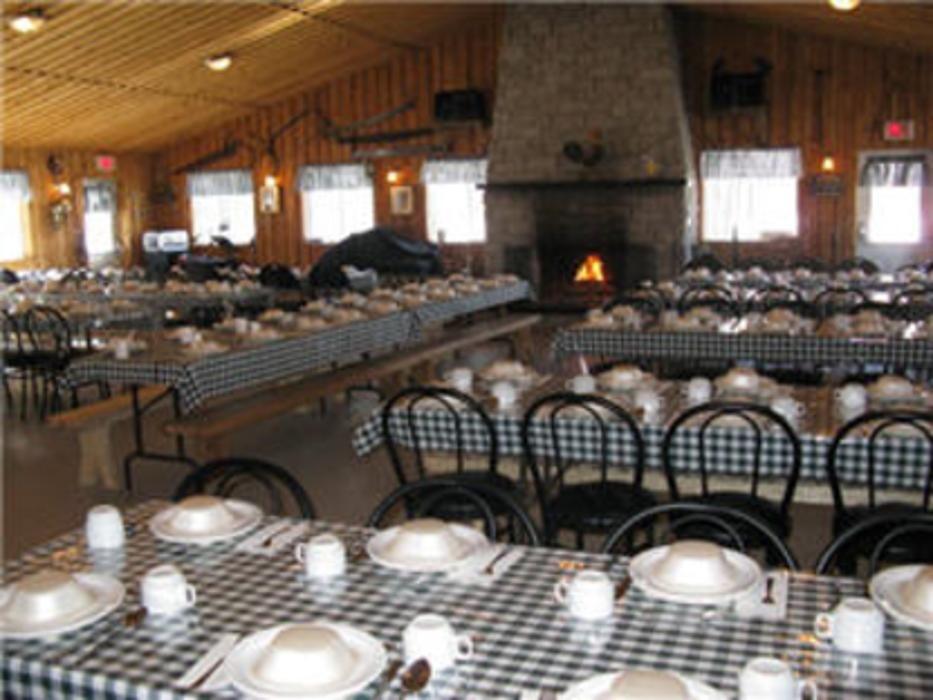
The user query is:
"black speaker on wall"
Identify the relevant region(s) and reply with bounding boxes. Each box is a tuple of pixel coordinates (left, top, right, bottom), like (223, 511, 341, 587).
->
(434, 90, 488, 123)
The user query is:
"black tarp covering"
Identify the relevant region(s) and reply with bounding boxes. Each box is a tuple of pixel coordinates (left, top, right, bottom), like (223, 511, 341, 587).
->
(308, 227, 443, 288)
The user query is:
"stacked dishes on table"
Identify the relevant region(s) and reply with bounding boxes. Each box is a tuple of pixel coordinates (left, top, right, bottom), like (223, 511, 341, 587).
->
(870, 565, 933, 632)
(366, 518, 489, 573)
(149, 495, 263, 545)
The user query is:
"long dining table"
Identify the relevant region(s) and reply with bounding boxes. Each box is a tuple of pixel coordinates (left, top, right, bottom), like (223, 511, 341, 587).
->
(3, 501, 932, 698)
(352, 374, 932, 499)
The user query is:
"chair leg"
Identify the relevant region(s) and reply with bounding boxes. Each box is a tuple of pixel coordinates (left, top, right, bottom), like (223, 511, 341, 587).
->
(575, 529, 585, 550)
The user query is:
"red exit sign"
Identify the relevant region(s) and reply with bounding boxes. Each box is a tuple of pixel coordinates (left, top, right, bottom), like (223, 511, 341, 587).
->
(883, 120, 915, 142)
(95, 154, 117, 172)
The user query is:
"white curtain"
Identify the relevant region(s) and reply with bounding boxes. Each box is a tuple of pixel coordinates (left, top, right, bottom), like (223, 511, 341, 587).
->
(421, 158, 487, 184)
(700, 148, 802, 180)
(859, 157, 926, 187)
(187, 169, 253, 196)
(297, 164, 371, 191)
(0, 170, 31, 201)
(83, 179, 116, 212)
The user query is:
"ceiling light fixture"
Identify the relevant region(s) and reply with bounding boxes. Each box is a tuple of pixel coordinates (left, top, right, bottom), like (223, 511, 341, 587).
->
(204, 53, 233, 72)
(828, 0, 860, 12)
(8, 8, 46, 34)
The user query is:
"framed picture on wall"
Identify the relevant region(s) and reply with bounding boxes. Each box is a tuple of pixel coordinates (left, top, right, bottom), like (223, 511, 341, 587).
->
(390, 185, 414, 215)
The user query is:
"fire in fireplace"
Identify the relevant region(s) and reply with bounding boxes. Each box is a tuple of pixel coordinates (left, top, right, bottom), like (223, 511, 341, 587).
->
(574, 254, 607, 284)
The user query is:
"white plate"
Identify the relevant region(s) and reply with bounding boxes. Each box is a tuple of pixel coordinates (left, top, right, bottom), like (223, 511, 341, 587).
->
(366, 523, 489, 573)
(225, 622, 386, 700)
(0, 573, 125, 639)
(562, 671, 727, 700)
(629, 546, 762, 605)
(149, 499, 263, 545)
(870, 565, 933, 631)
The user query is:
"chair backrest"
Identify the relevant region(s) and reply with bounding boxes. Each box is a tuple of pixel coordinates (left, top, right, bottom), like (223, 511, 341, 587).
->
(604, 291, 665, 320)
(814, 511, 933, 576)
(173, 457, 315, 518)
(889, 286, 933, 321)
(367, 476, 541, 546)
(836, 257, 879, 274)
(676, 284, 738, 317)
(662, 401, 802, 517)
(1, 310, 24, 354)
(750, 285, 805, 313)
(792, 257, 828, 273)
(826, 409, 933, 514)
(23, 305, 72, 356)
(521, 392, 646, 513)
(381, 385, 499, 486)
(681, 253, 725, 273)
(812, 286, 869, 318)
(601, 502, 798, 570)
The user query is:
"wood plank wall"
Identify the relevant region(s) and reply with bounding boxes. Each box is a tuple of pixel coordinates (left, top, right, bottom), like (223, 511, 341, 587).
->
(676, 10, 933, 266)
(1, 147, 153, 269)
(149, 16, 502, 269)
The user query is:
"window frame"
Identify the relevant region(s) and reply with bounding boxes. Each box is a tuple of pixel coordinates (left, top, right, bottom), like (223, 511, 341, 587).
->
(0, 194, 29, 263)
(300, 185, 374, 245)
(856, 149, 931, 247)
(425, 180, 487, 245)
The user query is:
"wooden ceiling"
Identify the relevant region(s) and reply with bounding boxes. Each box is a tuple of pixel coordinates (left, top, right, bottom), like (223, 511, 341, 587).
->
(683, 2, 933, 56)
(0, 1, 501, 152)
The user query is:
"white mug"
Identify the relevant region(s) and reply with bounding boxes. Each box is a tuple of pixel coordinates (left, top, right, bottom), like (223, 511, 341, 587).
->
(634, 388, 662, 416)
(85, 505, 125, 550)
(233, 317, 250, 335)
(739, 657, 819, 699)
(568, 374, 596, 395)
(140, 564, 196, 616)
(770, 397, 804, 424)
(554, 569, 615, 621)
(403, 614, 474, 671)
(448, 367, 474, 393)
(113, 339, 130, 360)
(491, 381, 517, 410)
(294, 533, 347, 579)
(684, 377, 712, 404)
(814, 597, 885, 654)
(834, 383, 867, 411)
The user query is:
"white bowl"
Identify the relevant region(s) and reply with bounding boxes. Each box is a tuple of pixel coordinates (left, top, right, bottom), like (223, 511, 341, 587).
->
(899, 566, 933, 619)
(869, 375, 914, 401)
(0, 570, 96, 625)
(383, 519, 470, 561)
(481, 360, 529, 382)
(598, 365, 643, 391)
(717, 368, 760, 394)
(648, 541, 744, 593)
(167, 496, 241, 534)
(596, 669, 690, 700)
(251, 624, 358, 689)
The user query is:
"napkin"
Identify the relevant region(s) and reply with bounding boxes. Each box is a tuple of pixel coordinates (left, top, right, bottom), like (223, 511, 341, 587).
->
(234, 522, 309, 557)
(734, 570, 789, 621)
(447, 545, 525, 586)
(175, 632, 239, 692)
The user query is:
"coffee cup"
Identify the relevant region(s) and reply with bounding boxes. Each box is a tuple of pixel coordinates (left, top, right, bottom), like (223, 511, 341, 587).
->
(634, 388, 662, 416)
(491, 381, 518, 410)
(447, 367, 473, 393)
(113, 339, 130, 360)
(814, 597, 885, 654)
(739, 657, 819, 699)
(402, 614, 473, 671)
(140, 564, 196, 616)
(554, 569, 615, 620)
(684, 377, 712, 404)
(85, 504, 125, 550)
(770, 397, 804, 425)
(233, 317, 250, 335)
(568, 374, 596, 395)
(295, 533, 347, 579)
(835, 383, 867, 411)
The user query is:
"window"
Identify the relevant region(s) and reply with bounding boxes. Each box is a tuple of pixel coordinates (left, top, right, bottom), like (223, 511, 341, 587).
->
(859, 155, 926, 245)
(423, 159, 487, 244)
(83, 179, 117, 257)
(188, 170, 255, 246)
(298, 164, 373, 244)
(700, 149, 801, 242)
(0, 171, 31, 262)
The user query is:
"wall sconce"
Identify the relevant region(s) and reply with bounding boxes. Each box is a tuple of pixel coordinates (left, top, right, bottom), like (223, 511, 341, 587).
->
(386, 170, 400, 184)
(259, 176, 280, 214)
(821, 156, 836, 173)
(56, 182, 71, 196)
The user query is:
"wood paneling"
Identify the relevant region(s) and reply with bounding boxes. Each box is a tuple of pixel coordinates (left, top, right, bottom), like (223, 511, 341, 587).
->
(1, 2, 502, 151)
(150, 17, 501, 267)
(1, 147, 152, 268)
(676, 10, 933, 264)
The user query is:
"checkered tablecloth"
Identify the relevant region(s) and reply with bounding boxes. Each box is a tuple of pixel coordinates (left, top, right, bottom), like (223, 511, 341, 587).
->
(411, 282, 533, 327)
(66, 313, 417, 414)
(352, 405, 932, 490)
(3, 501, 931, 699)
(553, 327, 933, 370)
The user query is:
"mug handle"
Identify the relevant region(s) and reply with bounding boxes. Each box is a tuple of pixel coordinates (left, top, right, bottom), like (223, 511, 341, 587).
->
(455, 634, 474, 660)
(294, 543, 306, 564)
(553, 578, 570, 604)
(798, 678, 819, 699)
(813, 612, 834, 640)
(186, 585, 197, 607)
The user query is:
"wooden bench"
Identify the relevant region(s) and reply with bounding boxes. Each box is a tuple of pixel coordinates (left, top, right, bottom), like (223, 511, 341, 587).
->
(162, 313, 541, 458)
(48, 385, 168, 488)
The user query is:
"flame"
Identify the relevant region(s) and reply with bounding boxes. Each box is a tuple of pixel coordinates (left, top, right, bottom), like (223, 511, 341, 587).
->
(574, 254, 607, 283)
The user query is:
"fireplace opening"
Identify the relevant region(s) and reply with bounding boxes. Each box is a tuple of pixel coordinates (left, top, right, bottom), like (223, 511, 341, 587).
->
(574, 254, 608, 284)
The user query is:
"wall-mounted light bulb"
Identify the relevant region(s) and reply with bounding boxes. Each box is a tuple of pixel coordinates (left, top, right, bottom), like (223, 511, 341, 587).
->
(386, 170, 400, 184)
(57, 182, 71, 196)
(821, 156, 836, 173)
(264, 175, 277, 188)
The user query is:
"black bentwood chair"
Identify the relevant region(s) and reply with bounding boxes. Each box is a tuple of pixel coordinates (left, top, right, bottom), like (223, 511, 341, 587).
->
(661, 401, 802, 552)
(521, 392, 655, 549)
(367, 476, 541, 546)
(812, 287, 869, 319)
(749, 285, 806, 314)
(824, 410, 933, 574)
(174, 457, 316, 519)
(676, 284, 739, 318)
(814, 511, 933, 577)
(601, 502, 799, 570)
(836, 257, 880, 275)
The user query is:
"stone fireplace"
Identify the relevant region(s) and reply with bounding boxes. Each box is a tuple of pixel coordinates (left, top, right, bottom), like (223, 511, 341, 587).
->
(485, 5, 697, 303)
